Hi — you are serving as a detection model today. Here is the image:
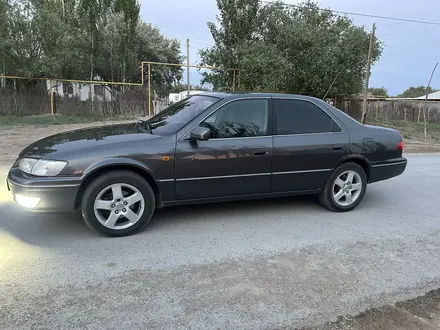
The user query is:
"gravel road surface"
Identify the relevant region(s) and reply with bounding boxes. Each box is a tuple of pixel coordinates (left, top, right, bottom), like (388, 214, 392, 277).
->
(1, 153, 440, 329)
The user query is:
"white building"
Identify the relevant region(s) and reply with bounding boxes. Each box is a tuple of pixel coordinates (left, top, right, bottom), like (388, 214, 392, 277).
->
(168, 90, 206, 104)
(46, 79, 114, 101)
(412, 90, 440, 101)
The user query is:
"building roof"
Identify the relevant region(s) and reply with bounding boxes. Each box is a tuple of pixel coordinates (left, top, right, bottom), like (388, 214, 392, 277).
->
(412, 90, 440, 100)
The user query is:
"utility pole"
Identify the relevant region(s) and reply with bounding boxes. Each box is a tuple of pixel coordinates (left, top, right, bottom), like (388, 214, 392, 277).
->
(186, 38, 190, 97)
(423, 62, 438, 142)
(361, 23, 376, 124)
(61, 0, 65, 19)
(1, 61, 5, 88)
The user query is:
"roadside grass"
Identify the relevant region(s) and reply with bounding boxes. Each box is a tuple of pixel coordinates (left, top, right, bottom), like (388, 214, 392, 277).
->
(370, 120, 440, 144)
(0, 114, 140, 127)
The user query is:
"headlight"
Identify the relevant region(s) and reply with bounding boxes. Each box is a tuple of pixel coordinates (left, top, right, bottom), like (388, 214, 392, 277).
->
(19, 158, 37, 174)
(19, 158, 68, 176)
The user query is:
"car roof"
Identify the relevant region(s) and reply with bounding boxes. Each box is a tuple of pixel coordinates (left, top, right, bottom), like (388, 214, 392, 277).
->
(198, 91, 361, 129)
(200, 91, 321, 102)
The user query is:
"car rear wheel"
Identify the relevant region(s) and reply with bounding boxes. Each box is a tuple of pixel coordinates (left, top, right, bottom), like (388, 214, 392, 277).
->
(81, 170, 155, 237)
(319, 162, 367, 212)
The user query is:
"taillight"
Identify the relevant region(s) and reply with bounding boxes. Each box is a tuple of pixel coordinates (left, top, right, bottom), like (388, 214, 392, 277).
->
(397, 141, 404, 151)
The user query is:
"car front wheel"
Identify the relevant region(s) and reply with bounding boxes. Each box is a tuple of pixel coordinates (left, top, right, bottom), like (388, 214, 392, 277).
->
(81, 170, 155, 236)
(319, 162, 367, 212)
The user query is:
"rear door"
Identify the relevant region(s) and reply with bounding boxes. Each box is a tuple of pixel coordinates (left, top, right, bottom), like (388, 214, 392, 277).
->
(271, 98, 349, 193)
(174, 98, 273, 200)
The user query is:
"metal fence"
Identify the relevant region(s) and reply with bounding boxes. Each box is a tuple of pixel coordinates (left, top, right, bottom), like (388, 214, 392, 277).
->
(0, 78, 172, 117)
(0, 61, 239, 118)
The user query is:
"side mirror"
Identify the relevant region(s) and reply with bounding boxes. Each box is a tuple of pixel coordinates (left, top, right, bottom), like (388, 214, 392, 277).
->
(190, 126, 211, 141)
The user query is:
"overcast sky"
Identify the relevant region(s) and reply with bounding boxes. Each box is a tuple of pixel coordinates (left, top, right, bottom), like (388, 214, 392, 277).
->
(140, 0, 440, 95)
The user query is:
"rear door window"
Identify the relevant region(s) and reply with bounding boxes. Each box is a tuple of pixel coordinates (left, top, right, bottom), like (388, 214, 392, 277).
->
(274, 99, 341, 135)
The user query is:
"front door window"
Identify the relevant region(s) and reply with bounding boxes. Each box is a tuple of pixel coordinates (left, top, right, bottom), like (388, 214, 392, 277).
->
(201, 99, 269, 139)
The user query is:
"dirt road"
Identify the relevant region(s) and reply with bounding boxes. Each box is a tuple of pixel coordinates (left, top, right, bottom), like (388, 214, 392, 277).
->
(2, 150, 440, 329)
(2, 122, 440, 329)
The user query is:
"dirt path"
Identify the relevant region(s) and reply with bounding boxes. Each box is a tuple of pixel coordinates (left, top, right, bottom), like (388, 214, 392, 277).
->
(302, 288, 440, 330)
(1, 121, 440, 329)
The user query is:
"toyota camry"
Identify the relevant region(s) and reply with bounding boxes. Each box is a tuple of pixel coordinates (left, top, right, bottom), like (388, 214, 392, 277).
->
(7, 92, 407, 236)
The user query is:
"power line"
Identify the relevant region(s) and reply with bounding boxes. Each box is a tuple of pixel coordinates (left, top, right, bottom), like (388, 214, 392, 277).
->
(382, 25, 440, 37)
(189, 39, 213, 47)
(381, 21, 409, 28)
(173, 36, 213, 46)
(261, 1, 440, 26)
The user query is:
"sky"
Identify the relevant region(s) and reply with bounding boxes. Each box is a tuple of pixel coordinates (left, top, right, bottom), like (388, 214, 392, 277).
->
(140, 0, 440, 96)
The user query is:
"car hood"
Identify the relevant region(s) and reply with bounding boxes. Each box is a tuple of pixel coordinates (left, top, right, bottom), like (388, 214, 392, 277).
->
(19, 123, 161, 159)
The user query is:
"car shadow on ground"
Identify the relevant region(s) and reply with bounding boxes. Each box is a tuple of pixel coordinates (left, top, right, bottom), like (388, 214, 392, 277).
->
(0, 187, 388, 247)
(149, 195, 319, 229)
(147, 187, 388, 232)
(0, 195, 318, 244)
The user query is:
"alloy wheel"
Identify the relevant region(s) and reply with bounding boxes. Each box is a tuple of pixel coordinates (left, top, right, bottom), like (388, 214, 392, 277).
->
(332, 170, 363, 207)
(93, 183, 145, 230)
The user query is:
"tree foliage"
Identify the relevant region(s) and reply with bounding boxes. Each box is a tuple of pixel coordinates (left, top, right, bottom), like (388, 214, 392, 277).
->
(199, 0, 383, 97)
(0, 0, 183, 96)
(397, 86, 439, 98)
(368, 87, 388, 97)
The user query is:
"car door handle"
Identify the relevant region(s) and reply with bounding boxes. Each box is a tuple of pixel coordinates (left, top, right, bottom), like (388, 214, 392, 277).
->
(332, 144, 344, 151)
(253, 151, 269, 156)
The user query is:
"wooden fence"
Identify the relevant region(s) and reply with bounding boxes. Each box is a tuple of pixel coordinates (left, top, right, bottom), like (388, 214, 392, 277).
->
(334, 98, 440, 123)
(0, 81, 168, 117)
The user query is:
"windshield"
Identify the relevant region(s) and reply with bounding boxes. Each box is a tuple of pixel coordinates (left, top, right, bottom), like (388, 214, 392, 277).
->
(145, 95, 220, 136)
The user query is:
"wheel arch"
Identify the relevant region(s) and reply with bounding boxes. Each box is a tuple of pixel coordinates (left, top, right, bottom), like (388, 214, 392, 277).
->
(334, 154, 371, 182)
(75, 161, 161, 210)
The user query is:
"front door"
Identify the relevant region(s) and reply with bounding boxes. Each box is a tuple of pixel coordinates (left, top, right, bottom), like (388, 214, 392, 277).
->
(175, 98, 273, 200)
(271, 98, 350, 192)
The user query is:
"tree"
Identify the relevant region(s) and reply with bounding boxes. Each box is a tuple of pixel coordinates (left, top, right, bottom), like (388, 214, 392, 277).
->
(368, 87, 388, 97)
(134, 21, 183, 97)
(0, 0, 44, 78)
(199, 0, 383, 97)
(1, 0, 183, 96)
(0, 0, 10, 86)
(397, 86, 439, 98)
(199, 0, 261, 90)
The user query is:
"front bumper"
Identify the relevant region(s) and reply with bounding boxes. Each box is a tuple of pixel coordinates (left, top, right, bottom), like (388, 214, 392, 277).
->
(7, 167, 81, 213)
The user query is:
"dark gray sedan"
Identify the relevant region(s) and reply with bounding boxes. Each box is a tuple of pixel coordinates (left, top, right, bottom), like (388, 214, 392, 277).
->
(7, 92, 407, 236)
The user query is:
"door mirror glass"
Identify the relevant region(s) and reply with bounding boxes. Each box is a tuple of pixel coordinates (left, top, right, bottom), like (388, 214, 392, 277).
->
(190, 126, 211, 140)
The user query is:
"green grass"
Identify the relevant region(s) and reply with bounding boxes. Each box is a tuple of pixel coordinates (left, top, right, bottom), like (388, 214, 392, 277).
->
(0, 114, 138, 127)
(370, 120, 440, 143)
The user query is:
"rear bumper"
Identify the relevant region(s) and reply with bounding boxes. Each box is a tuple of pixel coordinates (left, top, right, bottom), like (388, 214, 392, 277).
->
(7, 168, 80, 213)
(369, 158, 407, 183)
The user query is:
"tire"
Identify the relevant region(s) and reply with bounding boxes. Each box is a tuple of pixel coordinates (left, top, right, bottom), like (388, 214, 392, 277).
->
(319, 162, 367, 212)
(81, 170, 155, 237)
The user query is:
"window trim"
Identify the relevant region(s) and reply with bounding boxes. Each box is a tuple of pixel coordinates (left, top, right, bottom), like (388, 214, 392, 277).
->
(179, 97, 272, 141)
(272, 97, 345, 136)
